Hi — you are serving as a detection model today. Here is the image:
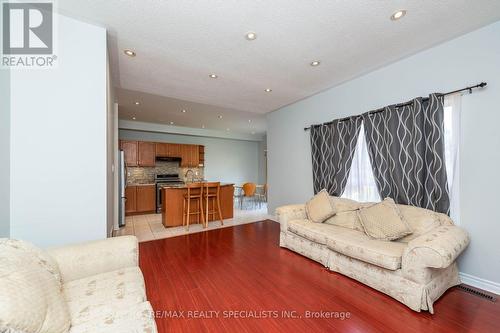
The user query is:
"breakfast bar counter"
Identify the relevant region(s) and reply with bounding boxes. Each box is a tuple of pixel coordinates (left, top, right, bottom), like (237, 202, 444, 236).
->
(161, 183, 234, 227)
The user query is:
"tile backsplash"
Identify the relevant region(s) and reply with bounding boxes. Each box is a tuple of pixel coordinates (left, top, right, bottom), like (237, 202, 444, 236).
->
(127, 161, 204, 184)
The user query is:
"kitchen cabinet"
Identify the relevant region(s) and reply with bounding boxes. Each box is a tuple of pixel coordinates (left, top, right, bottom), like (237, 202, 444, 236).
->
(167, 143, 181, 157)
(156, 143, 182, 158)
(180, 144, 199, 167)
(125, 185, 156, 215)
(136, 185, 156, 212)
(125, 186, 137, 214)
(120, 140, 138, 166)
(138, 142, 156, 167)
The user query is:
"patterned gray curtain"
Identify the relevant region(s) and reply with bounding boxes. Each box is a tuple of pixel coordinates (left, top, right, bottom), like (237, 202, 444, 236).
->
(362, 94, 450, 214)
(310, 117, 362, 196)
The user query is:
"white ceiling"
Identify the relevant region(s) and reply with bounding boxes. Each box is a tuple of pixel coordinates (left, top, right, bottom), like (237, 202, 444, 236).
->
(58, 0, 500, 134)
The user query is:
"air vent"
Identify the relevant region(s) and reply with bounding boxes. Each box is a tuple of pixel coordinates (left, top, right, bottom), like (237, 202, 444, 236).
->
(457, 285, 496, 302)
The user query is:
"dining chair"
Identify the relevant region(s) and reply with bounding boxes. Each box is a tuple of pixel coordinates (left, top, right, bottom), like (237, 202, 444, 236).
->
(241, 182, 257, 209)
(255, 184, 268, 208)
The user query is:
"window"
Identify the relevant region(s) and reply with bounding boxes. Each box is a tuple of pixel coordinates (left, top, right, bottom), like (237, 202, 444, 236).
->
(342, 123, 380, 202)
(342, 95, 461, 223)
(444, 94, 461, 224)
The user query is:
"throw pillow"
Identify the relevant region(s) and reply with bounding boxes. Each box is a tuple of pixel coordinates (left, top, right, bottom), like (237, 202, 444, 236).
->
(0, 239, 71, 333)
(357, 198, 413, 240)
(305, 189, 336, 223)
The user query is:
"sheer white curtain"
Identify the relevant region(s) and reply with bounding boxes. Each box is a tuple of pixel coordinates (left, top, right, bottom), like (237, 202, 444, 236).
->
(342, 123, 380, 203)
(342, 95, 461, 222)
(444, 93, 461, 225)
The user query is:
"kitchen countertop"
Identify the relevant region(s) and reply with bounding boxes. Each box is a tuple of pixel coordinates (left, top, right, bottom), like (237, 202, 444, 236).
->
(160, 183, 234, 189)
(127, 183, 155, 186)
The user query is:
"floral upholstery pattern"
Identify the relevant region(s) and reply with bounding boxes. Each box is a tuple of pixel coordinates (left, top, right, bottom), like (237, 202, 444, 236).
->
(69, 301, 156, 333)
(402, 225, 470, 269)
(47, 236, 139, 283)
(325, 228, 407, 270)
(64, 267, 146, 325)
(0, 239, 71, 333)
(0, 236, 157, 333)
(287, 219, 341, 245)
(277, 198, 469, 314)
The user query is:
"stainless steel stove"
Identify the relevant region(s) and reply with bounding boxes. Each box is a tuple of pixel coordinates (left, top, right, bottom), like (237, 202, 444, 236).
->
(155, 173, 184, 213)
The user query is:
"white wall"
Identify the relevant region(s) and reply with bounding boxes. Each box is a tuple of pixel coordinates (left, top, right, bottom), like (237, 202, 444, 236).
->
(268, 21, 500, 289)
(0, 68, 10, 237)
(119, 129, 261, 185)
(9, 14, 108, 247)
(106, 47, 118, 237)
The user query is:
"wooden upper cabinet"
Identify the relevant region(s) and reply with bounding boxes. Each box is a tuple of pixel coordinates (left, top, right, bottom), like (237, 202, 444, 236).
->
(180, 144, 200, 167)
(120, 140, 138, 167)
(138, 142, 156, 167)
(156, 143, 182, 158)
(136, 185, 156, 212)
(168, 143, 181, 157)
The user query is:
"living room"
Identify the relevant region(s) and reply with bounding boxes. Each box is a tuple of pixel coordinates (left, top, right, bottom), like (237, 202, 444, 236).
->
(1, 1, 500, 332)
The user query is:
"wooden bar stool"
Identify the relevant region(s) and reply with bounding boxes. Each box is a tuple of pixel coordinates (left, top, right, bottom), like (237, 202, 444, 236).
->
(203, 182, 223, 226)
(183, 182, 205, 231)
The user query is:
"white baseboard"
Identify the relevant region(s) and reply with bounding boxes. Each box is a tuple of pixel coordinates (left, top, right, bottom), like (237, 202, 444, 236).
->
(459, 272, 500, 295)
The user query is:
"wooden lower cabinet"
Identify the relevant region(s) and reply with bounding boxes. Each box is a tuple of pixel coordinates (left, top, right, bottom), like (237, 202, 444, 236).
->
(136, 185, 156, 213)
(125, 186, 137, 214)
(125, 185, 156, 215)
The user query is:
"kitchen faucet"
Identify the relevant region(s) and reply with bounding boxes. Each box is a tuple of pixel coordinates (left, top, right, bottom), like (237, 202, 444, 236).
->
(185, 169, 195, 183)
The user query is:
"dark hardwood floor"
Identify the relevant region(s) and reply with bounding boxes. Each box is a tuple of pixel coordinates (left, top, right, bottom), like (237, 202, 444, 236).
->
(139, 220, 500, 333)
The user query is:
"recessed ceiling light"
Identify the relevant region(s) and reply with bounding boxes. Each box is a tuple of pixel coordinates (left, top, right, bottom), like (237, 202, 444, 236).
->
(265, 88, 272, 92)
(218, 115, 223, 119)
(248, 119, 252, 123)
(310, 60, 321, 67)
(124, 49, 136, 57)
(390, 10, 406, 21)
(251, 131, 256, 135)
(170, 121, 174, 125)
(134, 101, 140, 105)
(181, 109, 186, 113)
(245, 32, 257, 40)
(209, 74, 218, 79)
(132, 116, 136, 120)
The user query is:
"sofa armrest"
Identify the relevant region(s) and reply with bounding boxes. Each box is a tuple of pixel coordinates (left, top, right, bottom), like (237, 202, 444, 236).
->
(402, 225, 469, 269)
(47, 236, 139, 283)
(275, 204, 306, 232)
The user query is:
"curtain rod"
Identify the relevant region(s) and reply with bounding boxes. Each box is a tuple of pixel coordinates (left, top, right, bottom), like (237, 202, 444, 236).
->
(303, 82, 487, 131)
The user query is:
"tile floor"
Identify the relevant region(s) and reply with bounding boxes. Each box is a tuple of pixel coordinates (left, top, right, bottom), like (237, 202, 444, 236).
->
(114, 204, 274, 242)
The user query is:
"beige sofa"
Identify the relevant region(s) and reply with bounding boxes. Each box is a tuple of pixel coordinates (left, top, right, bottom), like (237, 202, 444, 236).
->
(0, 236, 157, 333)
(277, 197, 470, 313)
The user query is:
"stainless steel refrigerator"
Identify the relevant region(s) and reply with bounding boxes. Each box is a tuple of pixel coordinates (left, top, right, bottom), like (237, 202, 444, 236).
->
(118, 150, 127, 227)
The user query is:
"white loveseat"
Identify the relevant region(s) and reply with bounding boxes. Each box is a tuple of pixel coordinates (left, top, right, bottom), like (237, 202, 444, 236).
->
(0, 236, 157, 333)
(277, 197, 470, 313)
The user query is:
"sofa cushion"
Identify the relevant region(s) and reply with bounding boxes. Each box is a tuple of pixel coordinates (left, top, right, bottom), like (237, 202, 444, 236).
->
(305, 189, 336, 223)
(357, 198, 412, 241)
(325, 197, 373, 232)
(0, 239, 71, 333)
(287, 219, 341, 245)
(396, 204, 441, 243)
(69, 301, 156, 333)
(63, 267, 146, 326)
(325, 228, 407, 270)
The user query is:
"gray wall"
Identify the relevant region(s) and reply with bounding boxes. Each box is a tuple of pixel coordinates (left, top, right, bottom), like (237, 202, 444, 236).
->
(267, 21, 500, 286)
(0, 68, 10, 237)
(120, 130, 262, 185)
